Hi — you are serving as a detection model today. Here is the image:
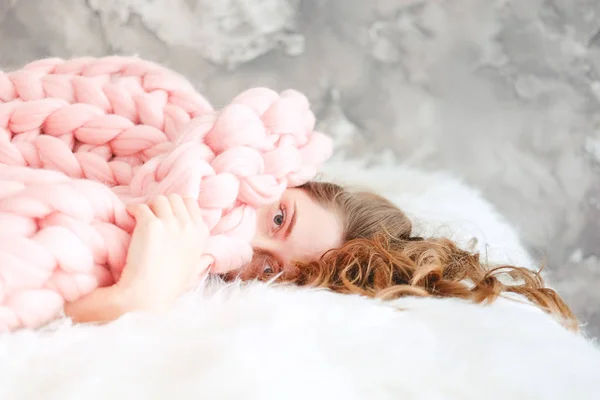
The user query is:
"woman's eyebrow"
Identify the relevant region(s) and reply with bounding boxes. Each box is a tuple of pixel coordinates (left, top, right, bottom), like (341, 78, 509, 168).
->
(284, 199, 297, 239)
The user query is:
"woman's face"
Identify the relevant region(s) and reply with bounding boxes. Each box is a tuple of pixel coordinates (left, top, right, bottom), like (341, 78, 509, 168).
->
(236, 188, 343, 279)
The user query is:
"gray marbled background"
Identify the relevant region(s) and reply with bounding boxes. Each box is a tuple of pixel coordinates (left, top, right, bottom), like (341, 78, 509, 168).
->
(1, 0, 599, 337)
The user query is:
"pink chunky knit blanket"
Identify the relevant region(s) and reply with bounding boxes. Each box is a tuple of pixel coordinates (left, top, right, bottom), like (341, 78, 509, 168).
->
(0, 56, 332, 331)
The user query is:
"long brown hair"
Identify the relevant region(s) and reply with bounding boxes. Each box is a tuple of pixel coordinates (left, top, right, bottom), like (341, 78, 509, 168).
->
(268, 181, 579, 331)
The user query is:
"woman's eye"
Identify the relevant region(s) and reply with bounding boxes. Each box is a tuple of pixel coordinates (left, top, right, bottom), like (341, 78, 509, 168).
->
(272, 207, 285, 229)
(263, 260, 277, 275)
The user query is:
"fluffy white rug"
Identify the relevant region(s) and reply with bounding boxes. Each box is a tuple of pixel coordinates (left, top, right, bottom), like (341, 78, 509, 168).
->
(1, 282, 599, 399)
(1, 161, 598, 399)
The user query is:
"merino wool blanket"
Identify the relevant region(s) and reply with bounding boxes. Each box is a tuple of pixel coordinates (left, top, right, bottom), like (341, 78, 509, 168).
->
(0, 56, 332, 331)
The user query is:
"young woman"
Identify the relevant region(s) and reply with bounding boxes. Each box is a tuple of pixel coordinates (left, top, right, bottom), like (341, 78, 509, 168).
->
(64, 181, 578, 331)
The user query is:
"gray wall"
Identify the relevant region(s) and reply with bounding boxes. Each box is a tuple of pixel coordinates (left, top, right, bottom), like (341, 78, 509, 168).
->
(2, 0, 599, 336)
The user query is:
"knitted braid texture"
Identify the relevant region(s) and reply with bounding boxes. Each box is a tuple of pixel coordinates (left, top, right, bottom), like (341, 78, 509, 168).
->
(0, 56, 332, 331)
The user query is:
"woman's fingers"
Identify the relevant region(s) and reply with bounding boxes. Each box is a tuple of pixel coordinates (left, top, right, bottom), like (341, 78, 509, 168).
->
(183, 197, 205, 225)
(167, 194, 191, 224)
(149, 195, 173, 219)
(127, 203, 156, 222)
(130, 194, 207, 231)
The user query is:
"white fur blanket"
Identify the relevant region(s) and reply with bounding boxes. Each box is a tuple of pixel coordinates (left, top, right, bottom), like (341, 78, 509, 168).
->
(1, 161, 599, 399)
(1, 282, 599, 399)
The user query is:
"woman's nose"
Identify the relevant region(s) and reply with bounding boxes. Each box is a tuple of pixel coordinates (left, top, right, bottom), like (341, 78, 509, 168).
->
(250, 233, 273, 252)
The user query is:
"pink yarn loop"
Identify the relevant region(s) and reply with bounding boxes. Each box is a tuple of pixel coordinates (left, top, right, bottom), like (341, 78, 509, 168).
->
(0, 56, 333, 331)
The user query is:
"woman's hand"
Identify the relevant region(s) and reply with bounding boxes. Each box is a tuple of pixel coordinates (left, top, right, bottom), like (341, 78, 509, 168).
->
(116, 194, 213, 313)
(65, 194, 212, 324)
